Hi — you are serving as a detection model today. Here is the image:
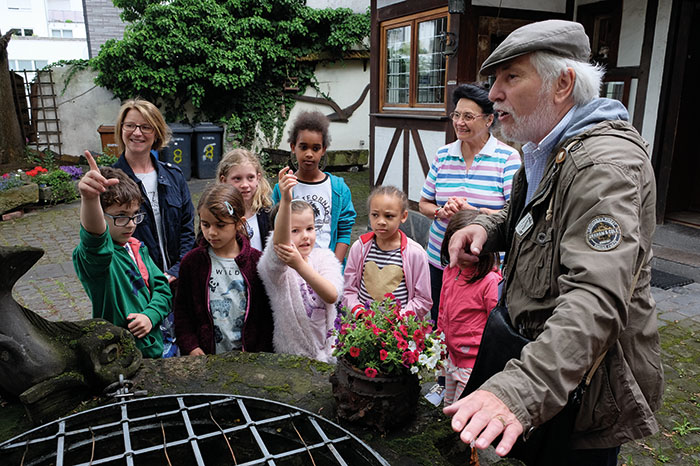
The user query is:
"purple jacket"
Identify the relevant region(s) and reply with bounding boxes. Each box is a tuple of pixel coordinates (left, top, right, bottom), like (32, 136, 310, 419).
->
(173, 234, 273, 354)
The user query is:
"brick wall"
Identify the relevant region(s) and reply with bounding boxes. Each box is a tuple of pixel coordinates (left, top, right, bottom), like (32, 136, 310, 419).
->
(82, 0, 126, 58)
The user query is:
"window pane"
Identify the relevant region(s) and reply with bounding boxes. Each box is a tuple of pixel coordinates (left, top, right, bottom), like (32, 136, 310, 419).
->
(24, 29, 33, 36)
(51, 29, 61, 37)
(385, 25, 411, 105)
(18, 60, 33, 70)
(63, 29, 73, 38)
(417, 17, 446, 104)
(35, 60, 49, 69)
(603, 81, 625, 102)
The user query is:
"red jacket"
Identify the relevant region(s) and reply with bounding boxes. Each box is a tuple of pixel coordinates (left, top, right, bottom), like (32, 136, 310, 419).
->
(173, 234, 273, 354)
(437, 265, 501, 369)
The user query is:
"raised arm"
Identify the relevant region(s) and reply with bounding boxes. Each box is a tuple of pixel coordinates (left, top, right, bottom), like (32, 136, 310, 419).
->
(272, 167, 296, 246)
(78, 151, 118, 235)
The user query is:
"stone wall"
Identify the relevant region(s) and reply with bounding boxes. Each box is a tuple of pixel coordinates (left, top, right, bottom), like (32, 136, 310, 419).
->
(82, 0, 126, 58)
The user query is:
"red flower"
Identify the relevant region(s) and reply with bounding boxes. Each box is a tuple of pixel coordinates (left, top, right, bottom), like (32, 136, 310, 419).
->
(413, 329, 425, 343)
(399, 325, 409, 337)
(384, 292, 396, 300)
(397, 339, 408, 351)
(27, 169, 37, 177)
(379, 349, 388, 361)
(349, 346, 361, 357)
(340, 324, 350, 335)
(402, 351, 417, 365)
(365, 367, 378, 378)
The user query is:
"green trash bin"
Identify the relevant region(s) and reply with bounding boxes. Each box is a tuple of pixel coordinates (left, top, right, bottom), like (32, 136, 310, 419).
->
(160, 123, 193, 180)
(193, 123, 224, 179)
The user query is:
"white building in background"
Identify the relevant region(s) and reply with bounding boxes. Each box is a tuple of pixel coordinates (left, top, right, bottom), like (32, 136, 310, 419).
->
(1, 0, 88, 71)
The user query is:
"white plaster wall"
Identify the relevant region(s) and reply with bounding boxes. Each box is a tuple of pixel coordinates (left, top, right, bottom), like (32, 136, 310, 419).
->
(410, 130, 445, 201)
(306, 0, 368, 14)
(642, 0, 672, 152)
(7, 37, 88, 66)
(277, 60, 370, 152)
(372, 127, 445, 202)
(373, 126, 404, 189)
(617, 0, 646, 67)
(51, 67, 122, 156)
(473, 0, 566, 13)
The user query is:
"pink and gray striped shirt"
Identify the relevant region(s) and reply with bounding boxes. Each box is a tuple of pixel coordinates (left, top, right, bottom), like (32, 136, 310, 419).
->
(420, 135, 521, 269)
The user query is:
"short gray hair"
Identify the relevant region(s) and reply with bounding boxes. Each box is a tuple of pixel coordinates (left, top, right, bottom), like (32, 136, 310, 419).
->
(529, 51, 605, 106)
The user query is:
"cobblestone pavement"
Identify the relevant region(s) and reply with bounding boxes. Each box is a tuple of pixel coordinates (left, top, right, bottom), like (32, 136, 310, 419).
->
(1, 173, 699, 464)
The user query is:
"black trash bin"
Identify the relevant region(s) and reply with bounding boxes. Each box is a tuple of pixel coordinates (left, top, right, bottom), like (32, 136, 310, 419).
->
(193, 123, 224, 179)
(160, 123, 193, 180)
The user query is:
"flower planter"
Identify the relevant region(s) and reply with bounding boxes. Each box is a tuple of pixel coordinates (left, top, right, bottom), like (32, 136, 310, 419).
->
(0, 184, 39, 215)
(329, 357, 420, 432)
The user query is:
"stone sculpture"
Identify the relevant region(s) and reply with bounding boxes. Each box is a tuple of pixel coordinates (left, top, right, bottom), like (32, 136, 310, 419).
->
(0, 246, 141, 424)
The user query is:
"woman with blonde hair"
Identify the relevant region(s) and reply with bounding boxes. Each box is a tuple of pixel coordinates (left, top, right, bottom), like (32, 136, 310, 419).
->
(217, 148, 273, 251)
(111, 98, 196, 357)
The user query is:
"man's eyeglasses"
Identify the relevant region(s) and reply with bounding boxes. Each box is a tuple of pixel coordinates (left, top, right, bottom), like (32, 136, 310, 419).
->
(122, 122, 155, 134)
(449, 111, 487, 122)
(105, 212, 146, 227)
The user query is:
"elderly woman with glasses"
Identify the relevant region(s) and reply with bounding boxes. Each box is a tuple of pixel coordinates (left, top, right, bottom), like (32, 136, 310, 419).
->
(419, 84, 521, 323)
(112, 98, 195, 288)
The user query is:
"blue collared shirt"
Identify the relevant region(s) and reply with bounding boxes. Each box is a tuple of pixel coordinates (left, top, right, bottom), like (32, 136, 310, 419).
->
(522, 106, 577, 203)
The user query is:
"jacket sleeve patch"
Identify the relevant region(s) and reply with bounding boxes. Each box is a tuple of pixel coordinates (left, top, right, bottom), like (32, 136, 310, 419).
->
(586, 216, 622, 251)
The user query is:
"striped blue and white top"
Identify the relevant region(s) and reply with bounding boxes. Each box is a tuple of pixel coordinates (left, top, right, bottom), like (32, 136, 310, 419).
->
(420, 135, 522, 269)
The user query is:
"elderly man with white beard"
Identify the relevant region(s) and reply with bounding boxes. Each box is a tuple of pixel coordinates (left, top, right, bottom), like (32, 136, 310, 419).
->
(445, 20, 663, 465)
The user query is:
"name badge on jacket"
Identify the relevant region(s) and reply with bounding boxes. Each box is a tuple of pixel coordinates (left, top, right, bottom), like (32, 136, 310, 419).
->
(515, 212, 534, 237)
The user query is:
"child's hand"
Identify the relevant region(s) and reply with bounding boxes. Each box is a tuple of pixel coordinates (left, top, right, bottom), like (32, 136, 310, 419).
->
(277, 166, 297, 203)
(189, 348, 205, 356)
(273, 242, 305, 270)
(126, 313, 153, 339)
(79, 151, 119, 199)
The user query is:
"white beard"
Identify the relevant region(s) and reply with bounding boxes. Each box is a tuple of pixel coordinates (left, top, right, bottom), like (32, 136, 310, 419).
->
(499, 89, 559, 144)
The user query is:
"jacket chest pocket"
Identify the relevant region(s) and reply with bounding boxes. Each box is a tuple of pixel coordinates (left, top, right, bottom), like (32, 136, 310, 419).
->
(514, 227, 554, 299)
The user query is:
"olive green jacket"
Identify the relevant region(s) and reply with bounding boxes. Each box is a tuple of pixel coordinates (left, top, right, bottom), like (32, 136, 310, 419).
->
(475, 119, 663, 449)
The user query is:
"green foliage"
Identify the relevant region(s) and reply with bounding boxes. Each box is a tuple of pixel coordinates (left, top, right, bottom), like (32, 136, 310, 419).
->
(36, 170, 78, 204)
(25, 147, 58, 170)
(96, 153, 119, 167)
(672, 418, 700, 436)
(94, 0, 369, 147)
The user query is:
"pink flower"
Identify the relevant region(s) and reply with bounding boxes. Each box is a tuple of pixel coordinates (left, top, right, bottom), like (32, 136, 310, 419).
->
(349, 346, 361, 358)
(413, 329, 425, 343)
(365, 367, 378, 378)
(402, 351, 417, 365)
(379, 349, 388, 361)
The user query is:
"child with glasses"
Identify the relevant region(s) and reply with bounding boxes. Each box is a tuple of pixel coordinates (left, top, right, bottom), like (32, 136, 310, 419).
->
(73, 152, 171, 358)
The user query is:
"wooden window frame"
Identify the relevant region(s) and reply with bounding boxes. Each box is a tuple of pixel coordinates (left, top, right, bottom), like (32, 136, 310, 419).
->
(379, 7, 449, 114)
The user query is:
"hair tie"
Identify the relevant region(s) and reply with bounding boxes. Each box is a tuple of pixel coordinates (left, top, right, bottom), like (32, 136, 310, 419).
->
(224, 201, 234, 216)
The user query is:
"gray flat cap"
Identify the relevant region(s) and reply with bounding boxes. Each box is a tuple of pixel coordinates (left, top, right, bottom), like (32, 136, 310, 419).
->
(480, 20, 590, 76)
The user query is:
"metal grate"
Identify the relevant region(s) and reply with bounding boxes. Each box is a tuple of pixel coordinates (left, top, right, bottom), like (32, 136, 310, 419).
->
(0, 394, 389, 466)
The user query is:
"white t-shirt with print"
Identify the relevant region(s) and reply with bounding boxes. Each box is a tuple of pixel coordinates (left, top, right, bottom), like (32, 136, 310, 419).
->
(208, 249, 247, 353)
(292, 175, 332, 249)
(135, 170, 168, 269)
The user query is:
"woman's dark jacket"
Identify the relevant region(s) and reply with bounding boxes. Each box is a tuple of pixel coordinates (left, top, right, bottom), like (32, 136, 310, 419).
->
(173, 234, 274, 354)
(113, 154, 195, 278)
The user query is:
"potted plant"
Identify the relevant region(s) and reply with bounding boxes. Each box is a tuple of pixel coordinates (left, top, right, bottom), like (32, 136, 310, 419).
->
(329, 294, 445, 432)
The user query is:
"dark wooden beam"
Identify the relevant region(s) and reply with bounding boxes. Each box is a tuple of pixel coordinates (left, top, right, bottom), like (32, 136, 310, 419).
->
(376, 0, 446, 22)
(376, 127, 402, 185)
(632, 0, 659, 132)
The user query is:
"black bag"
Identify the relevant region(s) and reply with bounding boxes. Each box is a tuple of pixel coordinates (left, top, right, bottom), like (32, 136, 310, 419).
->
(461, 305, 585, 466)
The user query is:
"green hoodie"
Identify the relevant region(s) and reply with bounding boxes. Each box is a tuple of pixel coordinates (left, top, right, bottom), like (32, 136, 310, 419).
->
(73, 225, 171, 358)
